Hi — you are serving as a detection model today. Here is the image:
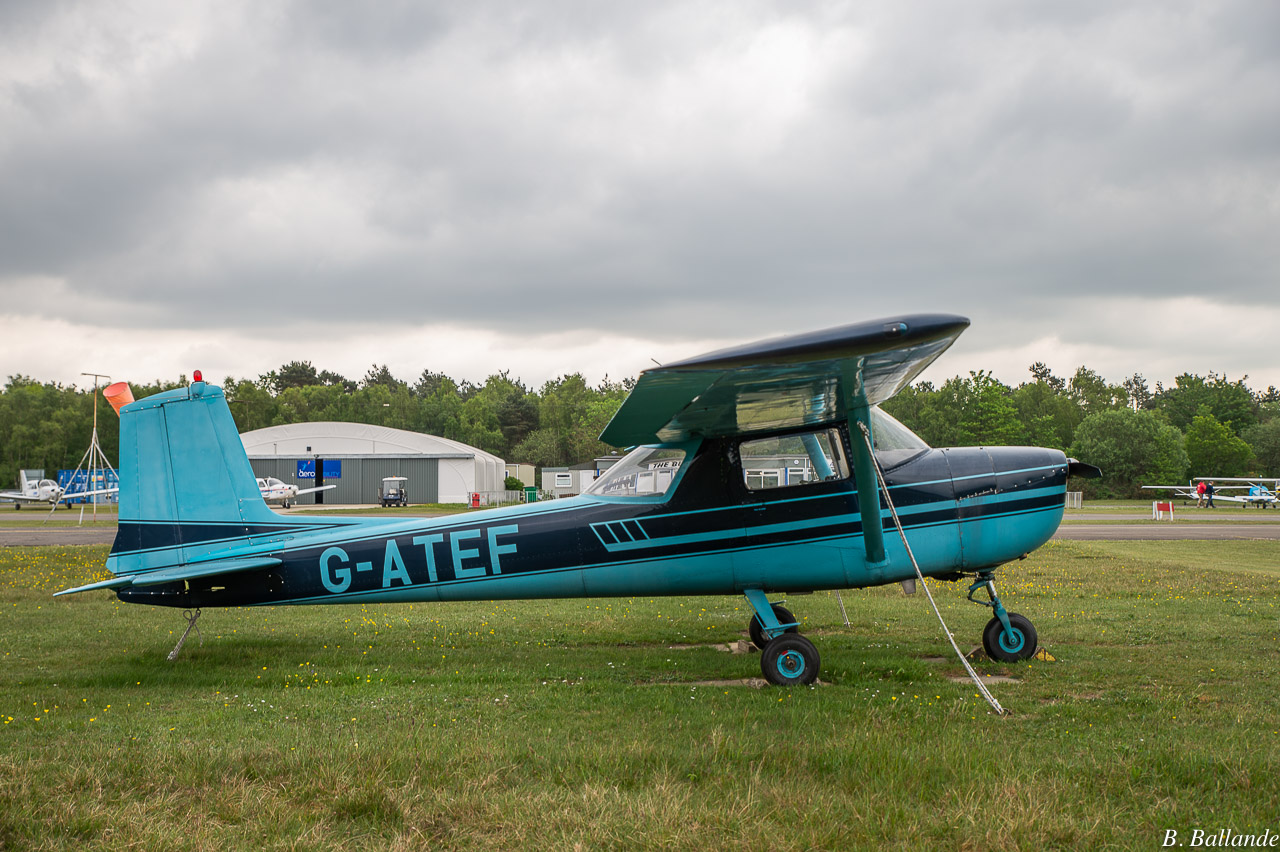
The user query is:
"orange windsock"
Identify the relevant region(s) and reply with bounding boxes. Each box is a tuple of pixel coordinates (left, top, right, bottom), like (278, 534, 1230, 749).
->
(103, 381, 134, 416)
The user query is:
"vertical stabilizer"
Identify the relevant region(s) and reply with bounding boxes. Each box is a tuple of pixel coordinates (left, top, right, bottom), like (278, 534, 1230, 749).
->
(109, 382, 289, 574)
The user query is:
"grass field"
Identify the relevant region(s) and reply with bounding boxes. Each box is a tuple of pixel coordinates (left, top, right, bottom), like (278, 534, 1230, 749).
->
(2, 540, 1278, 850)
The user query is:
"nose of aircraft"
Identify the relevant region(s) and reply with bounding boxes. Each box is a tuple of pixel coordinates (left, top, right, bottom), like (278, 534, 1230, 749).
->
(943, 445, 1069, 569)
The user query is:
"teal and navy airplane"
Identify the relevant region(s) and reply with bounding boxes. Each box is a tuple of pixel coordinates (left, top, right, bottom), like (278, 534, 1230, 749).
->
(57, 314, 1098, 685)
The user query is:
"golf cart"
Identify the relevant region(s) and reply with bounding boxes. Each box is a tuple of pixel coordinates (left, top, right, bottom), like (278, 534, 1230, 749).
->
(380, 476, 409, 508)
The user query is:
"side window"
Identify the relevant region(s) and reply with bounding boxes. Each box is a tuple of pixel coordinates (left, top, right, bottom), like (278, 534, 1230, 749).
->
(740, 429, 850, 491)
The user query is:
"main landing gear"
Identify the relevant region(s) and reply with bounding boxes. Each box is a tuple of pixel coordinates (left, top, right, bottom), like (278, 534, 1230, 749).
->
(744, 589, 819, 686)
(967, 571, 1038, 662)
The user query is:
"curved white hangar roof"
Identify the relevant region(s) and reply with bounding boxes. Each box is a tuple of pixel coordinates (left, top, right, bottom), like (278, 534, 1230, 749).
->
(240, 422, 502, 464)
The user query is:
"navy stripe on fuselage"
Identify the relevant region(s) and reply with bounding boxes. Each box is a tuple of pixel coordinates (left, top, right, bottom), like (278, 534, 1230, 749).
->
(270, 495, 1064, 605)
(110, 520, 355, 555)
(282, 486, 1059, 585)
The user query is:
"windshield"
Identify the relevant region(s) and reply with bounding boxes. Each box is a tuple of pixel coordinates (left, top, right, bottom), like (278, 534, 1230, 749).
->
(870, 406, 928, 451)
(868, 406, 929, 468)
(585, 446, 687, 498)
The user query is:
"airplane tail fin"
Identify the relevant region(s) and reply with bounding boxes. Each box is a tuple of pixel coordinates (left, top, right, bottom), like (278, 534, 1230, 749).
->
(107, 380, 291, 575)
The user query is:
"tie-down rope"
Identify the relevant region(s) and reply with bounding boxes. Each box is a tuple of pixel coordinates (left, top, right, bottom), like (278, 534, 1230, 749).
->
(855, 421, 1006, 716)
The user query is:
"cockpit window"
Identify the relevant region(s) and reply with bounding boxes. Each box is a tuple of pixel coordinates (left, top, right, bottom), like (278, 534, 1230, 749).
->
(740, 428, 850, 491)
(869, 406, 929, 451)
(867, 406, 929, 468)
(585, 447, 687, 498)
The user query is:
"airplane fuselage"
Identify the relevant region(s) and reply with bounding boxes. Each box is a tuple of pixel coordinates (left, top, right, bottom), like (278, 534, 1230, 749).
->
(114, 437, 1068, 610)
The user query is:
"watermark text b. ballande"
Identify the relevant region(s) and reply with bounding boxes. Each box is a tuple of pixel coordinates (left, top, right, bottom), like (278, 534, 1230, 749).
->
(1163, 829, 1280, 847)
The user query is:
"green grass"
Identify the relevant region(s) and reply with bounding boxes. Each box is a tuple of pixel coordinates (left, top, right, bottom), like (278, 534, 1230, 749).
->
(2, 541, 1279, 849)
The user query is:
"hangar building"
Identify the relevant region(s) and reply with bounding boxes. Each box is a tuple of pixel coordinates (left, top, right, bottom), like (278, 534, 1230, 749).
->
(239, 422, 505, 505)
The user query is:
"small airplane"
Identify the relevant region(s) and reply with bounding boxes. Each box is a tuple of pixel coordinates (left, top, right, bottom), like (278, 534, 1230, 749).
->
(57, 315, 1099, 685)
(1143, 477, 1280, 508)
(1, 469, 118, 509)
(256, 476, 337, 509)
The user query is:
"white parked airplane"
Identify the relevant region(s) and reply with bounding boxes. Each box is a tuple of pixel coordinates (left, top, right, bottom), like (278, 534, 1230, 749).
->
(1142, 477, 1280, 508)
(256, 476, 336, 508)
(1, 469, 119, 509)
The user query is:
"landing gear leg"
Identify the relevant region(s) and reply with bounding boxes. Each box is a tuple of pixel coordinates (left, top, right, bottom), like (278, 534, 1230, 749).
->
(744, 589, 819, 685)
(967, 573, 1037, 662)
(167, 609, 202, 661)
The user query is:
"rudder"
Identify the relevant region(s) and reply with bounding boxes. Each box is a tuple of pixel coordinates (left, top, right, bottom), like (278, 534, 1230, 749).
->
(109, 381, 286, 574)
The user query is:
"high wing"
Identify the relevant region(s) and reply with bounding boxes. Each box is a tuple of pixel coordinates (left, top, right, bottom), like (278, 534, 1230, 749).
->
(60, 486, 120, 500)
(1194, 477, 1280, 485)
(294, 484, 338, 497)
(0, 485, 117, 503)
(599, 314, 969, 446)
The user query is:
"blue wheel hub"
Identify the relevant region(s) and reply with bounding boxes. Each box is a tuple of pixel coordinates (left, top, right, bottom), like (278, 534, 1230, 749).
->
(998, 627, 1026, 655)
(777, 650, 806, 678)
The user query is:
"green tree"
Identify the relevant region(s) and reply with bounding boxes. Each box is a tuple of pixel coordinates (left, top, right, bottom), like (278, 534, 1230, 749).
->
(1011, 372, 1083, 451)
(224, 378, 280, 432)
(1184, 408, 1253, 477)
(1069, 409, 1188, 497)
(1154, 373, 1257, 434)
(1243, 419, 1280, 477)
(362, 364, 406, 391)
(936, 371, 1025, 447)
(1068, 367, 1128, 414)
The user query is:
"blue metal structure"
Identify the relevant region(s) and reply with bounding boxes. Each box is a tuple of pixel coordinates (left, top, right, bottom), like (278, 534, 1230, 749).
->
(57, 314, 1098, 684)
(57, 470, 120, 504)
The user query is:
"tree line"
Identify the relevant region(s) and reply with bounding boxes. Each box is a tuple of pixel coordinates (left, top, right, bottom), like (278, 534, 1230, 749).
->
(0, 362, 631, 491)
(880, 365, 1280, 497)
(3, 360, 1279, 498)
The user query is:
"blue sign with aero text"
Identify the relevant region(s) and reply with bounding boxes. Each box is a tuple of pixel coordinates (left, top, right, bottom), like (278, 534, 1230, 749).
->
(297, 460, 342, 479)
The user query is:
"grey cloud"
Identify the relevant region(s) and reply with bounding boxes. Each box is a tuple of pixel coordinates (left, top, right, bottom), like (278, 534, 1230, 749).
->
(1, 0, 1277, 360)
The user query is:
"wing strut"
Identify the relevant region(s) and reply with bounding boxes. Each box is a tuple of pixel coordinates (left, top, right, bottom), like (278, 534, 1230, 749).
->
(848, 402, 886, 566)
(841, 360, 886, 566)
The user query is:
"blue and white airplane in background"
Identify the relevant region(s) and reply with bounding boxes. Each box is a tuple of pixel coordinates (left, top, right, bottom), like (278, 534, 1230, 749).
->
(256, 476, 337, 509)
(1144, 477, 1280, 508)
(1, 469, 118, 509)
(57, 315, 1099, 685)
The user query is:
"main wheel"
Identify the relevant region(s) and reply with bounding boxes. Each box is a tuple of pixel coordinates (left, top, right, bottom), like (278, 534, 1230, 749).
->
(982, 612, 1037, 662)
(748, 603, 797, 650)
(761, 634, 820, 686)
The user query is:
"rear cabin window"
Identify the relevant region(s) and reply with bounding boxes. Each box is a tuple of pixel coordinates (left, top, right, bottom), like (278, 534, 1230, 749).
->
(740, 428, 850, 491)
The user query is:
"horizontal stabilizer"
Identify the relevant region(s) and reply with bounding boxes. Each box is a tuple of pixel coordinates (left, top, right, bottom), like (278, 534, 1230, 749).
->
(55, 556, 281, 596)
(132, 557, 282, 586)
(53, 576, 135, 597)
(600, 314, 969, 446)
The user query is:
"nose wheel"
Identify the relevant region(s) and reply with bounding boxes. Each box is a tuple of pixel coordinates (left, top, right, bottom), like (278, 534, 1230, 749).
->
(968, 573, 1038, 662)
(982, 612, 1036, 662)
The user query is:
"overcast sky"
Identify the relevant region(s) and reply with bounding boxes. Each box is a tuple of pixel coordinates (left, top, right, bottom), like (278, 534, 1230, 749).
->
(2, 0, 1278, 395)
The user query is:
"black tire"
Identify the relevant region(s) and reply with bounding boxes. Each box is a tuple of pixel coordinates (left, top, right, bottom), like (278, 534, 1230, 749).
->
(749, 603, 797, 650)
(761, 634, 820, 686)
(982, 612, 1037, 662)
